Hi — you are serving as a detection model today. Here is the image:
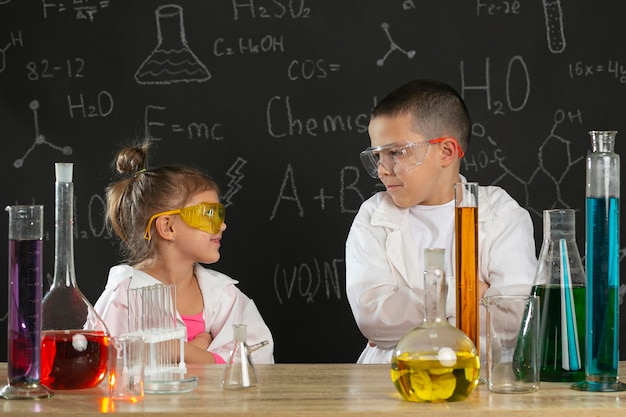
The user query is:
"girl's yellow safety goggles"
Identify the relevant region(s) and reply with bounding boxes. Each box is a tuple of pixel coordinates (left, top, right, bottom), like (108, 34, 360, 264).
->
(144, 202, 226, 240)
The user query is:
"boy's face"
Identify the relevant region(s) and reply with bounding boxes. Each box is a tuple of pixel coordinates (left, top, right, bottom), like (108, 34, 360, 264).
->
(367, 113, 452, 207)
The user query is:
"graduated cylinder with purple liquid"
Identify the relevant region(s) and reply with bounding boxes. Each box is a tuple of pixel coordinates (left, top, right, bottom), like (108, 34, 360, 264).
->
(1, 205, 51, 399)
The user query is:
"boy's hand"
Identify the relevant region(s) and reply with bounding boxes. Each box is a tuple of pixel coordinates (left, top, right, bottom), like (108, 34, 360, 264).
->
(479, 281, 489, 298)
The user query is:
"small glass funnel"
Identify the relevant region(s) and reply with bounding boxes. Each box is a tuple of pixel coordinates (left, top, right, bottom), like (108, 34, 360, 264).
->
(221, 324, 261, 390)
(1, 205, 52, 399)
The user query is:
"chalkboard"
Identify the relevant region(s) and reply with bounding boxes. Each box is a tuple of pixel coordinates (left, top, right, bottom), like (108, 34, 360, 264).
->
(1, 0, 625, 363)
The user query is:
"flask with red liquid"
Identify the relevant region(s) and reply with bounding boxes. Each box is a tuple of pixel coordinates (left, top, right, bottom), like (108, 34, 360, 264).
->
(40, 163, 110, 390)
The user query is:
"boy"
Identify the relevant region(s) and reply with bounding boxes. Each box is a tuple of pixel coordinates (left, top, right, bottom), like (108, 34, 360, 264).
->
(345, 79, 537, 363)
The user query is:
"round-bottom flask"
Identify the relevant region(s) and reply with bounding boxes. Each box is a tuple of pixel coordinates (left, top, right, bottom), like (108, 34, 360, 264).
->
(391, 248, 479, 403)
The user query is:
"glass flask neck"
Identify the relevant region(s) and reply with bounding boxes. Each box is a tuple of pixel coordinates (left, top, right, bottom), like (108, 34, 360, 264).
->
(423, 267, 447, 324)
(535, 208, 585, 287)
(52, 179, 78, 289)
(590, 130, 616, 153)
(543, 209, 576, 241)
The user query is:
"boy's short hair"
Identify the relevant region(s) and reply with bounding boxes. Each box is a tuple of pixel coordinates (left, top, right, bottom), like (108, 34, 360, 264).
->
(372, 79, 471, 152)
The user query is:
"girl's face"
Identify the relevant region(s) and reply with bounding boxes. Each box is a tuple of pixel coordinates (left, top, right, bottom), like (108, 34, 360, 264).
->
(173, 189, 227, 265)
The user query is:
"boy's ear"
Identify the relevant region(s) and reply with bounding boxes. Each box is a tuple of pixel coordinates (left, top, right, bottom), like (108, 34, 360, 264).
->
(439, 138, 459, 166)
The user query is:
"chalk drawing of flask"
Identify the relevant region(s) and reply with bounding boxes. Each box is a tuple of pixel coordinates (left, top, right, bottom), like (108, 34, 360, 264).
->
(135, 4, 211, 85)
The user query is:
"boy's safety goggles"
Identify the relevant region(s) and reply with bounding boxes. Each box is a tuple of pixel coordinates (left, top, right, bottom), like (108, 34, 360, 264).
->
(144, 202, 226, 240)
(359, 137, 464, 178)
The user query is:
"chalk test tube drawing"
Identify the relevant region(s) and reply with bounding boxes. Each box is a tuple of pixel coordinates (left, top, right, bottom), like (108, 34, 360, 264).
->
(376, 22, 416, 67)
(135, 4, 211, 85)
(543, 0, 566, 53)
(14, 100, 72, 169)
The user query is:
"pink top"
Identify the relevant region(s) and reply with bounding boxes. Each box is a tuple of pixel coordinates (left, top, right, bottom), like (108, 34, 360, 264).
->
(181, 311, 225, 364)
(181, 311, 205, 342)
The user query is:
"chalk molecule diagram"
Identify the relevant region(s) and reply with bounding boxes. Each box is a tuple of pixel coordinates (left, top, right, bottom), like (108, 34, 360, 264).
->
(0, 39, 10, 74)
(13, 100, 73, 169)
(376, 22, 416, 67)
(0, 30, 23, 75)
(488, 109, 584, 217)
(481, 111, 626, 303)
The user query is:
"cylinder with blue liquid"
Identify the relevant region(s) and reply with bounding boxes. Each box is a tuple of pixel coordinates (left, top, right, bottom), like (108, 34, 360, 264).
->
(572, 130, 626, 392)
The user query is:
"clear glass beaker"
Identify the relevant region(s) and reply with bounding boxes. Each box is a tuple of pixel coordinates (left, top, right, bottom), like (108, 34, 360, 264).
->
(530, 209, 585, 382)
(1, 205, 52, 399)
(40, 163, 110, 390)
(391, 248, 480, 403)
(482, 295, 539, 393)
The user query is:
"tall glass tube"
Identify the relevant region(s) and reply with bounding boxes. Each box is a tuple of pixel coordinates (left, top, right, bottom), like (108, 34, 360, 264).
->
(572, 130, 625, 392)
(1, 205, 52, 399)
(40, 163, 110, 390)
(454, 182, 479, 355)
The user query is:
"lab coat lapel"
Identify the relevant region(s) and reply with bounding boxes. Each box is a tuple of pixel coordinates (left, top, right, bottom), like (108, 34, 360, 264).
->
(371, 194, 415, 288)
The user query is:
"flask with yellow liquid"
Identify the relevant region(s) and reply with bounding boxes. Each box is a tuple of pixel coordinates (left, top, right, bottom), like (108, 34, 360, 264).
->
(391, 248, 480, 403)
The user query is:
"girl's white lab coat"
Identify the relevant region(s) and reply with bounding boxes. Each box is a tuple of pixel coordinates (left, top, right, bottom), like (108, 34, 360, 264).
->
(94, 264, 275, 364)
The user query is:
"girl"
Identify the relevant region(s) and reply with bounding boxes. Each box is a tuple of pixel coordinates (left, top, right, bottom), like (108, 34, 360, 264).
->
(94, 140, 274, 364)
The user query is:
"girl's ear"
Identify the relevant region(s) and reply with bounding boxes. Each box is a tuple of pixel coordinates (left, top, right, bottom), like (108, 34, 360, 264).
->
(154, 215, 176, 241)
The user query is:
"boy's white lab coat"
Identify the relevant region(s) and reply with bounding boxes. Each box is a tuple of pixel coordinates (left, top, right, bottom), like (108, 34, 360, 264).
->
(346, 180, 537, 364)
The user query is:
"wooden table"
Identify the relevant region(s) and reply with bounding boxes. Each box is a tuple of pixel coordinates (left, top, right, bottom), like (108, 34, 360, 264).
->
(0, 363, 625, 416)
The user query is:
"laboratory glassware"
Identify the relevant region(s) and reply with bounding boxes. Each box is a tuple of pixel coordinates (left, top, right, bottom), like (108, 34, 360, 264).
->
(391, 248, 480, 403)
(572, 131, 625, 392)
(1, 205, 52, 399)
(454, 182, 479, 354)
(528, 209, 585, 382)
(40, 163, 110, 390)
(127, 283, 198, 394)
